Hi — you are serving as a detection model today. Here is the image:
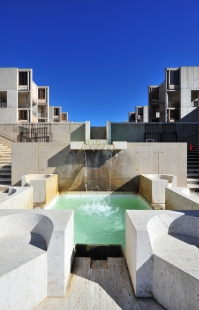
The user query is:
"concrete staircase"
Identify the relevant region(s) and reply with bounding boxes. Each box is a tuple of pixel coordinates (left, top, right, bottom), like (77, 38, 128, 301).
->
(187, 145, 199, 192)
(0, 144, 12, 186)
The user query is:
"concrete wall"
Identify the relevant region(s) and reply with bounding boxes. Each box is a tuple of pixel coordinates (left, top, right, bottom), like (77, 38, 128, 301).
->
(111, 122, 198, 144)
(0, 122, 85, 147)
(0, 122, 197, 145)
(12, 142, 187, 192)
(0, 68, 18, 123)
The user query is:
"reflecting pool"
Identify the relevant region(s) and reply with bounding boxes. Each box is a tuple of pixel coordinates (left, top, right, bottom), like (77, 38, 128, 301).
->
(48, 193, 151, 248)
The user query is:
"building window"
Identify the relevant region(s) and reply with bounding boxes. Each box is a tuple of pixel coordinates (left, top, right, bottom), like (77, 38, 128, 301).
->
(19, 72, 28, 85)
(54, 108, 60, 116)
(137, 107, 143, 115)
(150, 87, 159, 100)
(170, 70, 179, 85)
(0, 91, 7, 108)
(38, 88, 46, 99)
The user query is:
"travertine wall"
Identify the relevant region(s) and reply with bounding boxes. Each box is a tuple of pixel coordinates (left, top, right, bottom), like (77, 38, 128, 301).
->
(12, 142, 187, 192)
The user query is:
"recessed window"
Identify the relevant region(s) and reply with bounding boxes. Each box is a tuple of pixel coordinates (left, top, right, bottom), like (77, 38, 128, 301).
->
(138, 107, 143, 115)
(0, 91, 7, 108)
(38, 88, 46, 99)
(19, 72, 28, 85)
(170, 70, 179, 85)
(54, 108, 60, 116)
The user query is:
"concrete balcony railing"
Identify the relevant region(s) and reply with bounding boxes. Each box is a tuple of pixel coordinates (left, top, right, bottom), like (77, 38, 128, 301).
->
(38, 113, 48, 118)
(18, 103, 30, 109)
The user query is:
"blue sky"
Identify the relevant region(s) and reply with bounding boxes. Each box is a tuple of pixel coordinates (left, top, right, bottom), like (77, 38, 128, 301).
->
(1, 0, 199, 125)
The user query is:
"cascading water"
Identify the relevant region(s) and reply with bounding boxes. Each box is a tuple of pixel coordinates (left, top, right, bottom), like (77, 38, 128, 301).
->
(84, 149, 88, 191)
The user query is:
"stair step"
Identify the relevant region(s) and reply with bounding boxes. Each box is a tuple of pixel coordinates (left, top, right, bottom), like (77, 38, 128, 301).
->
(187, 173, 199, 177)
(187, 178, 199, 184)
(0, 172, 11, 176)
(187, 184, 199, 192)
(0, 178, 11, 181)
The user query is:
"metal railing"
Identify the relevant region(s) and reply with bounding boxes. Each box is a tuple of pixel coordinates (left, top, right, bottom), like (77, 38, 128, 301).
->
(18, 123, 52, 142)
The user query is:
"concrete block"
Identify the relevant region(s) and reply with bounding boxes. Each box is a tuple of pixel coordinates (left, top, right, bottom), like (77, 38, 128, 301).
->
(126, 210, 199, 309)
(139, 174, 177, 204)
(0, 186, 33, 209)
(22, 174, 58, 205)
(165, 187, 199, 210)
(113, 141, 127, 150)
(0, 209, 74, 309)
(70, 141, 84, 150)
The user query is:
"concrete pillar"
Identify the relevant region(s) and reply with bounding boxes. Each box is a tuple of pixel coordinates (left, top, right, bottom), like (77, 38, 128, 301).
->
(85, 121, 90, 144)
(106, 121, 111, 144)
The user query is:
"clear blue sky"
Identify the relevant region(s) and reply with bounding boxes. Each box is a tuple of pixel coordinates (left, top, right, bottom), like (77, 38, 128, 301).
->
(1, 0, 199, 125)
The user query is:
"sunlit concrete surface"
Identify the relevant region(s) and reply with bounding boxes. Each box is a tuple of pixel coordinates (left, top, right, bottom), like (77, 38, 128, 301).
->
(34, 257, 164, 310)
(0, 186, 33, 209)
(126, 210, 199, 310)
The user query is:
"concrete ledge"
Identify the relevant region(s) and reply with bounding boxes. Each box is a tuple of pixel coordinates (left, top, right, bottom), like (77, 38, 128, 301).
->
(165, 187, 199, 210)
(0, 186, 33, 209)
(139, 174, 177, 204)
(113, 141, 127, 150)
(70, 141, 84, 150)
(22, 174, 58, 205)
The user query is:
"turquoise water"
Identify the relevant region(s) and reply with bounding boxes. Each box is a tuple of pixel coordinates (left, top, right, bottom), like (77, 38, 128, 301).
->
(49, 193, 151, 247)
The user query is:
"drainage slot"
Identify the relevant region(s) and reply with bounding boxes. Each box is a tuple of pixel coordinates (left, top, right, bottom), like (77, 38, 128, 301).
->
(75, 244, 123, 269)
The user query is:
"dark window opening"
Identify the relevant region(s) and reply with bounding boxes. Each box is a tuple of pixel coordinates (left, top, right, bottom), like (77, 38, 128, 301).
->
(54, 108, 60, 116)
(138, 107, 143, 115)
(38, 88, 46, 99)
(150, 87, 159, 100)
(170, 70, 179, 85)
(19, 72, 28, 85)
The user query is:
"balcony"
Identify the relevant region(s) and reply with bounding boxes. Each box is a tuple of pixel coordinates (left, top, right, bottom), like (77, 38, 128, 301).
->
(38, 113, 48, 118)
(18, 103, 30, 109)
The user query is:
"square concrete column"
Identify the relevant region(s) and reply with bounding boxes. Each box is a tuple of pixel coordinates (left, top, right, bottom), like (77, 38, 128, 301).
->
(106, 121, 111, 144)
(85, 121, 90, 144)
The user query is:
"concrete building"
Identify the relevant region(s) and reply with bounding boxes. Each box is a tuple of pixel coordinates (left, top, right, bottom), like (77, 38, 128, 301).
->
(49, 106, 68, 123)
(0, 68, 49, 123)
(148, 66, 199, 122)
(0, 68, 68, 123)
(128, 106, 148, 122)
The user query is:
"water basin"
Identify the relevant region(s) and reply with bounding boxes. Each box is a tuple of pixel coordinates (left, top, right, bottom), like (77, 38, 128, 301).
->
(47, 192, 151, 248)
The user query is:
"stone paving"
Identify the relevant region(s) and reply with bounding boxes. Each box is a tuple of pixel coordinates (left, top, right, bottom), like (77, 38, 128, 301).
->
(34, 257, 164, 310)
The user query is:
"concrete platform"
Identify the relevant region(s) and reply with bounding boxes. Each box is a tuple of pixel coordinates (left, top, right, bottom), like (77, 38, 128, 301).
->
(34, 257, 164, 310)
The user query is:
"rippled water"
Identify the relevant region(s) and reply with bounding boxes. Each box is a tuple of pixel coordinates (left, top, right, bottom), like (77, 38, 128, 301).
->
(49, 193, 151, 248)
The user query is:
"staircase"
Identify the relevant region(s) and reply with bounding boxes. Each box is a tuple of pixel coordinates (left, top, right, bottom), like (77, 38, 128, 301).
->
(187, 144, 199, 192)
(0, 144, 12, 186)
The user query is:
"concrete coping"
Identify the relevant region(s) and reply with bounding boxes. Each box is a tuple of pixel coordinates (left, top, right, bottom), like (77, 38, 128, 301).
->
(0, 186, 31, 202)
(140, 173, 177, 185)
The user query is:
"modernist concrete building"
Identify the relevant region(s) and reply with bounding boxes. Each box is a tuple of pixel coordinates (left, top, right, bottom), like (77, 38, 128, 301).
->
(0, 68, 68, 123)
(148, 66, 199, 122)
(128, 106, 148, 122)
(49, 106, 68, 123)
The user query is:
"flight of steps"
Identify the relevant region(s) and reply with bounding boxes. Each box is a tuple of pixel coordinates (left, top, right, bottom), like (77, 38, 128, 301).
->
(187, 144, 199, 192)
(0, 144, 12, 186)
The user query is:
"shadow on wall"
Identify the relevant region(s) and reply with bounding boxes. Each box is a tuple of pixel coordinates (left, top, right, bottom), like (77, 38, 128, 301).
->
(181, 108, 199, 122)
(48, 148, 135, 192)
(70, 125, 85, 142)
